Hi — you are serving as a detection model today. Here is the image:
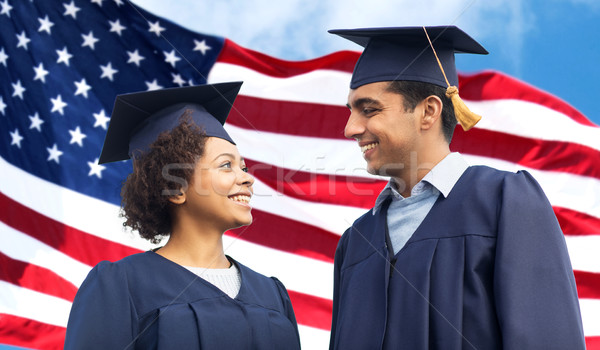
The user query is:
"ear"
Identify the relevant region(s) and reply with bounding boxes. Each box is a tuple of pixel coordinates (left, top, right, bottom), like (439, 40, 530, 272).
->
(420, 95, 443, 131)
(168, 190, 186, 205)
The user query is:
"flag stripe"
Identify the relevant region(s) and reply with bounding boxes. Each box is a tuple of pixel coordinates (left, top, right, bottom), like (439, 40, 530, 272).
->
(0, 282, 71, 328)
(458, 71, 596, 127)
(580, 299, 600, 336)
(555, 207, 600, 236)
(0, 191, 141, 266)
(217, 39, 358, 77)
(227, 209, 339, 264)
(0, 252, 77, 302)
(565, 236, 600, 274)
(0, 314, 65, 350)
(288, 290, 332, 331)
(575, 271, 600, 299)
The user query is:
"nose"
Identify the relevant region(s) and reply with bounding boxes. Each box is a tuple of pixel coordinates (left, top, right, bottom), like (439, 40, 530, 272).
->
(344, 110, 365, 140)
(239, 167, 255, 188)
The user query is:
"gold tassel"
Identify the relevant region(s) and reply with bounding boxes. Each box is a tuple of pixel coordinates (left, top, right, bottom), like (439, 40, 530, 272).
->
(423, 27, 482, 131)
(445, 86, 481, 131)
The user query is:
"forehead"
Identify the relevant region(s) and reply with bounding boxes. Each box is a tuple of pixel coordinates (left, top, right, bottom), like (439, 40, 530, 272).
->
(347, 81, 398, 106)
(203, 137, 241, 158)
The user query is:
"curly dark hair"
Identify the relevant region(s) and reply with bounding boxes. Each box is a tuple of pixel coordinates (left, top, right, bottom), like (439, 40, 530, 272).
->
(120, 113, 208, 243)
(386, 80, 457, 143)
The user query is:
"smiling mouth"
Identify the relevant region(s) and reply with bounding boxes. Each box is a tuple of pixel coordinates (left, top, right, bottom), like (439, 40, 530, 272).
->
(228, 195, 251, 204)
(361, 142, 379, 154)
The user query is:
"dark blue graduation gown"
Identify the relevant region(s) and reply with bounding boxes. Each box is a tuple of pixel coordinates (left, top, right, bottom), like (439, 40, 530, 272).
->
(64, 251, 300, 349)
(329, 166, 585, 350)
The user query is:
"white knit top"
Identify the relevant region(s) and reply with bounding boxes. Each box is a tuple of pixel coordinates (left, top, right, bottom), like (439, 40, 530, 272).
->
(184, 263, 241, 299)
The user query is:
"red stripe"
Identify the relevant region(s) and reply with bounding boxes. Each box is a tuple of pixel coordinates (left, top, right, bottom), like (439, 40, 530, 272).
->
(217, 39, 359, 77)
(0, 192, 142, 267)
(574, 270, 600, 299)
(451, 127, 600, 180)
(555, 207, 600, 236)
(246, 158, 384, 210)
(0, 252, 77, 302)
(288, 290, 333, 331)
(228, 95, 350, 140)
(227, 96, 600, 181)
(227, 208, 340, 264)
(0, 314, 65, 350)
(458, 71, 596, 127)
(587, 336, 600, 350)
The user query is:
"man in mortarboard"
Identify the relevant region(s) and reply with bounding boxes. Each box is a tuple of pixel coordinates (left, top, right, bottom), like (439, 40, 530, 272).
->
(328, 26, 585, 349)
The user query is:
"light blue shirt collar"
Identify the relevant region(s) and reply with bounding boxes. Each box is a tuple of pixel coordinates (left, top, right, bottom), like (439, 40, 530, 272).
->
(373, 152, 469, 214)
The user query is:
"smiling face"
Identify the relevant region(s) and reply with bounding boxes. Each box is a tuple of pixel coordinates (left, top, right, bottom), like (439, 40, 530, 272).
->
(345, 81, 423, 178)
(179, 137, 254, 233)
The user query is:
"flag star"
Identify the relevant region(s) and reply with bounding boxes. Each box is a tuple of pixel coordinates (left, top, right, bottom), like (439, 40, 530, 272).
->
(172, 73, 186, 87)
(108, 19, 126, 36)
(12, 80, 25, 100)
(29, 112, 44, 131)
(145, 79, 163, 91)
(113, 0, 124, 6)
(10, 128, 23, 148)
(148, 20, 165, 37)
(0, 95, 7, 115)
(46, 143, 63, 163)
(16, 31, 31, 50)
(88, 158, 106, 178)
(50, 94, 68, 115)
(63, 1, 80, 19)
(82, 31, 99, 50)
(33, 62, 50, 83)
(56, 47, 73, 66)
(74, 78, 92, 98)
(68, 126, 87, 147)
(188, 79, 194, 86)
(126, 49, 145, 66)
(93, 109, 110, 129)
(100, 62, 118, 81)
(193, 39, 212, 55)
(163, 49, 181, 68)
(0, 47, 8, 67)
(0, 0, 12, 17)
(38, 15, 55, 34)
(91, 0, 103, 6)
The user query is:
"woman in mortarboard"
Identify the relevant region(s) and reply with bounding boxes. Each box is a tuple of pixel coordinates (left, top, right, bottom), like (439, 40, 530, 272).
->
(64, 82, 301, 349)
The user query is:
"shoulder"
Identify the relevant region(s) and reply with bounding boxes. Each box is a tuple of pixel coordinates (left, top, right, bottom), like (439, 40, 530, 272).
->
(232, 258, 292, 310)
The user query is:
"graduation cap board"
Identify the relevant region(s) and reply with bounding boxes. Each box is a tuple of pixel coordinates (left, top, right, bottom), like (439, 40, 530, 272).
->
(329, 26, 488, 130)
(98, 82, 242, 164)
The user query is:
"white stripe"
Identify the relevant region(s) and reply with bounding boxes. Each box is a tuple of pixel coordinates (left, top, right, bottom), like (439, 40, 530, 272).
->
(223, 235, 333, 300)
(464, 155, 600, 220)
(466, 99, 600, 152)
(0, 281, 70, 327)
(565, 235, 600, 273)
(251, 177, 365, 236)
(298, 325, 330, 350)
(0, 222, 91, 287)
(0, 156, 158, 251)
(580, 298, 600, 336)
(208, 62, 350, 107)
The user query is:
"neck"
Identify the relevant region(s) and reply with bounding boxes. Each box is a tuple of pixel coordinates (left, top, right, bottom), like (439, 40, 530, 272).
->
(156, 218, 230, 268)
(394, 145, 450, 198)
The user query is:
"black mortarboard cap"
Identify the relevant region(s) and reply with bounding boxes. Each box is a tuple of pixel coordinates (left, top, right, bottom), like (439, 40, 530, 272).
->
(98, 82, 242, 164)
(328, 26, 488, 89)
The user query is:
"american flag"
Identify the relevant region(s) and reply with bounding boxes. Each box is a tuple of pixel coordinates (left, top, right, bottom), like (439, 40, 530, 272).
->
(0, 1, 598, 349)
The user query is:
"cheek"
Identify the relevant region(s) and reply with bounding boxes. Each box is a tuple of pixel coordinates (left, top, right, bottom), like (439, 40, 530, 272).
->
(210, 171, 237, 196)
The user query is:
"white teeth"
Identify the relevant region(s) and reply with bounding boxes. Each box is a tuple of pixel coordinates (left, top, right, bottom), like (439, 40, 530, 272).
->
(229, 195, 251, 204)
(360, 142, 378, 153)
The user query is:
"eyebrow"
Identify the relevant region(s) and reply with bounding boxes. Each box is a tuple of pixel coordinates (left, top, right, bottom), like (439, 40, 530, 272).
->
(347, 97, 383, 110)
(212, 152, 237, 162)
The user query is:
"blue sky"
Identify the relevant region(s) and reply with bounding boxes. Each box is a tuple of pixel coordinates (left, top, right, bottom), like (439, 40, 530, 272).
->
(1, 1, 597, 349)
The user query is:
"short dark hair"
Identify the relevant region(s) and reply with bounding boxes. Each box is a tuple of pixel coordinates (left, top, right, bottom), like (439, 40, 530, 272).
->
(120, 113, 207, 243)
(385, 80, 456, 143)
